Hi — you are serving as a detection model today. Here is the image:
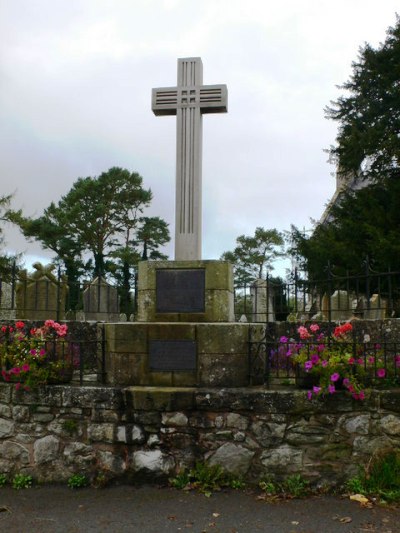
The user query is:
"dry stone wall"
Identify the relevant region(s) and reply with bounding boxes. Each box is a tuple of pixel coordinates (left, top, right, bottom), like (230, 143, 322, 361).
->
(0, 384, 400, 487)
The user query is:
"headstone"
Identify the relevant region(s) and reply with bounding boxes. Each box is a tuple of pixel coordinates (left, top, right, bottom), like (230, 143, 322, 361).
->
(83, 277, 119, 321)
(251, 279, 275, 322)
(76, 310, 86, 321)
(152, 57, 228, 260)
(321, 293, 330, 320)
(330, 290, 352, 321)
(0, 281, 16, 319)
(364, 294, 387, 320)
(16, 263, 68, 320)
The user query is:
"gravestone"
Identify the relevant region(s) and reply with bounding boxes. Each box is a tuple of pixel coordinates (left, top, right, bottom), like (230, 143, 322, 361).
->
(16, 263, 68, 320)
(251, 279, 275, 322)
(330, 290, 353, 321)
(0, 281, 16, 319)
(83, 277, 119, 322)
(364, 294, 387, 320)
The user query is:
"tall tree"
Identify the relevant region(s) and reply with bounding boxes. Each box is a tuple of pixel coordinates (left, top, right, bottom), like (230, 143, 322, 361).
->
(0, 194, 22, 276)
(326, 16, 400, 183)
(289, 177, 400, 280)
(221, 227, 285, 285)
(18, 168, 170, 307)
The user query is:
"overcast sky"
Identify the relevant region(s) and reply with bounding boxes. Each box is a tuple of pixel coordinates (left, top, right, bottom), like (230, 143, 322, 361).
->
(1, 0, 398, 275)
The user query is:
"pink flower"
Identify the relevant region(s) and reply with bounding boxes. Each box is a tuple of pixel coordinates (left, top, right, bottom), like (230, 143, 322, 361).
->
(348, 358, 355, 365)
(357, 358, 364, 365)
(310, 324, 320, 333)
(22, 364, 30, 372)
(304, 361, 313, 371)
(359, 391, 366, 400)
(313, 386, 321, 394)
(352, 393, 360, 400)
(39, 349, 46, 356)
(15, 383, 21, 391)
(298, 326, 311, 340)
(11, 367, 21, 374)
(330, 373, 340, 382)
(15, 321, 25, 329)
(328, 384, 336, 394)
(343, 378, 350, 387)
(307, 391, 313, 400)
(280, 336, 288, 343)
(321, 360, 328, 367)
(311, 354, 320, 364)
(368, 357, 375, 364)
(30, 349, 38, 356)
(377, 368, 386, 378)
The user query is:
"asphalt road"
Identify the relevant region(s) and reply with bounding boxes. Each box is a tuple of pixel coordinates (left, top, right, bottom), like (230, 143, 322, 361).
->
(0, 485, 399, 533)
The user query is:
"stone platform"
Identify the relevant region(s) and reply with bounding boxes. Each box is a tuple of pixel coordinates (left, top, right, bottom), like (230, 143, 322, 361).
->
(104, 322, 264, 387)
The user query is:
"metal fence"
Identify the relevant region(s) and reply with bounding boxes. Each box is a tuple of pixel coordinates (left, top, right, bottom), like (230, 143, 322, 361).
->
(249, 327, 400, 389)
(235, 262, 400, 322)
(0, 265, 136, 321)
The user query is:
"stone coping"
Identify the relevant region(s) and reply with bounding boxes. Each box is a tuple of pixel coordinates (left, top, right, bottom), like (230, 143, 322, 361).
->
(1, 383, 399, 414)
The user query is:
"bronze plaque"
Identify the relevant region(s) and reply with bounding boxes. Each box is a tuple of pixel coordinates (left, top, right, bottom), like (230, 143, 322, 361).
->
(149, 340, 197, 372)
(156, 269, 205, 313)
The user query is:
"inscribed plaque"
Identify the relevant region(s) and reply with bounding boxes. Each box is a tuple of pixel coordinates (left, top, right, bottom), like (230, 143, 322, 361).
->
(156, 269, 205, 313)
(149, 340, 197, 372)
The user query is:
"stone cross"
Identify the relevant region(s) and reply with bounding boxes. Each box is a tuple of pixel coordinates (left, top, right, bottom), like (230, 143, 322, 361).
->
(152, 57, 228, 260)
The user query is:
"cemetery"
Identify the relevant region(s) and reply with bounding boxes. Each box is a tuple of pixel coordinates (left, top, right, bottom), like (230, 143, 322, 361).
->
(0, 57, 399, 492)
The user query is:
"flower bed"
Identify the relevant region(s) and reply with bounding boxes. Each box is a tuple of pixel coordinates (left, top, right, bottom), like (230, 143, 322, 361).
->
(0, 320, 72, 390)
(278, 323, 400, 400)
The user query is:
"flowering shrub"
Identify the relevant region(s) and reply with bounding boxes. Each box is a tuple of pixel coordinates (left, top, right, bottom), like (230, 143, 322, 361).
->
(0, 320, 72, 391)
(280, 323, 399, 401)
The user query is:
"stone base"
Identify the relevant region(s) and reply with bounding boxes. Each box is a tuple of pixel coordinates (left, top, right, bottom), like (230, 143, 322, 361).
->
(137, 260, 234, 322)
(105, 322, 263, 388)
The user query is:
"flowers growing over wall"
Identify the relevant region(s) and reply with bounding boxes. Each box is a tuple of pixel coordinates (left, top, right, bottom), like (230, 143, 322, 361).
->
(0, 320, 72, 390)
(279, 322, 400, 400)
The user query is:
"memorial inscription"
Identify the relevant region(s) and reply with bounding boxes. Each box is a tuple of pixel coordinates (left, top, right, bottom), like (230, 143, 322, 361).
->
(149, 340, 197, 372)
(156, 269, 205, 313)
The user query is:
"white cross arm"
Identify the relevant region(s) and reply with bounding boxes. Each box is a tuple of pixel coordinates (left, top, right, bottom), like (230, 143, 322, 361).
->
(152, 84, 228, 116)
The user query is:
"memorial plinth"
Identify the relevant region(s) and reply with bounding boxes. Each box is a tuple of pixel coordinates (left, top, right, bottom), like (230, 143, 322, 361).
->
(137, 260, 234, 322)
(104, 259, 262, 388)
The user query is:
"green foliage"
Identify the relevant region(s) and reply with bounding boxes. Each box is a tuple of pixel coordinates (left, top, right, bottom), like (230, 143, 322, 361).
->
(17, 168, 170, 299)
(346, 450, 400, 503)
(67, 474, 88, 489)
(12, 474, 32, 490)
(170, 462, 245, 497)
(289, 177, 400, 280)
(282, 474, 310, 498)
(259, 474, 309, 498)
(0, 193, 22, 278)
(326, 15, 400, 184)
(62, 419, 78, 435)
(221, 227, 285, 285)
(0, 473, 7, 487)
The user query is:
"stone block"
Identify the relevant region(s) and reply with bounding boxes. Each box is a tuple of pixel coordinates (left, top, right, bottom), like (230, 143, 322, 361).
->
(34, 435, 60, 464)
(126, 387, 195, 411)
(105, 323, 148, 353)
(208, 443, 254, 476)
(198, 353, 248, 387)
(197, 324, 248, 354)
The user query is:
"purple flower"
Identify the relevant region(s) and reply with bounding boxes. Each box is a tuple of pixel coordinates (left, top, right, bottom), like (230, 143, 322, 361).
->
(311, 354, 320, 364)
(343, 378, 350, 387)
(307, 391, 313, 400)
(304, 361, 313, 371)
(321, 360, 328, 367)
(330, 373, 340, 382)
(328, 384, 336, 394)
(313, 386, 321, 394)
(280, 336, 288, 343)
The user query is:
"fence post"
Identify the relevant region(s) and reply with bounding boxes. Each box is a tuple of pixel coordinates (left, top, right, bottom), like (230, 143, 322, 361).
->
(365, 256, 371, 313)
(11, 260, 16, 311)
(294, 268, 298, 316)
(56, 266, 61, 322)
